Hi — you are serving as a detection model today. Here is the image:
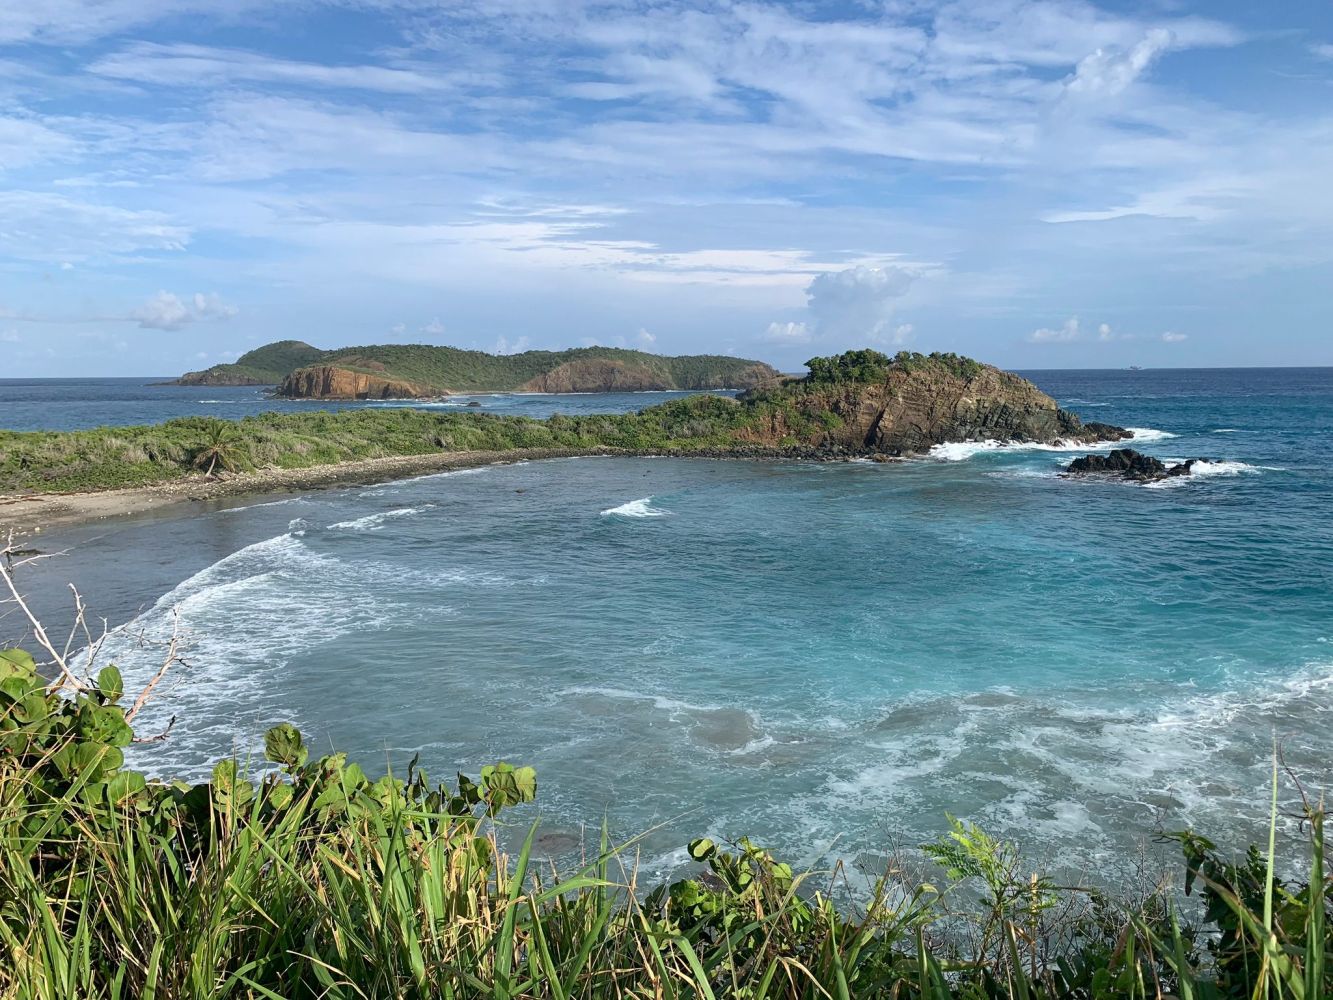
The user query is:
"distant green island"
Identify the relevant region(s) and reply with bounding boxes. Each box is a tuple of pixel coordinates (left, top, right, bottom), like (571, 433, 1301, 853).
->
(4, 350, 1129, 495)
(171, 339, 783, 397)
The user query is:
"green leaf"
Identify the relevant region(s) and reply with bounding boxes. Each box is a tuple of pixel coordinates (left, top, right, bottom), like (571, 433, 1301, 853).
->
(97, 664, 124, 701)
(688, 838, 717, 862)
(0, 647, 36, 680)
(263, 722, 308, 769)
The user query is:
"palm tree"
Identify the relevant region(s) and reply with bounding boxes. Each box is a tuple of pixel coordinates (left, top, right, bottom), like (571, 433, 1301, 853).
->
(190, 419, 244, 477)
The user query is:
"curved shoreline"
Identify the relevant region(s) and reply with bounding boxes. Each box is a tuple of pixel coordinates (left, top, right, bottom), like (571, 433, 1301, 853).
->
(0, 444, 884, 535)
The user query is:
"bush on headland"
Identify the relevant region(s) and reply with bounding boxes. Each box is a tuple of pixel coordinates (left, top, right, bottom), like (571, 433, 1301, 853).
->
(2, 637, 1330, 999)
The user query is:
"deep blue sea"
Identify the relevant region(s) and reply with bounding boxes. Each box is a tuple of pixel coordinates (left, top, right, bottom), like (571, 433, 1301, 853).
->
(5, 368, 1332, 879)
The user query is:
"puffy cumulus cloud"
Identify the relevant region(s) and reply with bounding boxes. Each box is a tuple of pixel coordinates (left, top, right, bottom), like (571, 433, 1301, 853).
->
(421, 317, 446, 335)
(1028, 317, 1082, 343)
(1064, 29, 1174, 99)
(1161, 331, 1188, 342)
(762, 320, 811, 344)
(132, 291, 237, 331)
(1098, 322, 1114, 341)
(636, 327, 656, 347)
(804, 266, 917, 345)
(493, 335, 530, 355)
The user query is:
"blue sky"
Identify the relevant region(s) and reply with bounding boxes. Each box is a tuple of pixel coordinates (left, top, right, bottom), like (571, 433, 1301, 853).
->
(2, 0, 1332, 376)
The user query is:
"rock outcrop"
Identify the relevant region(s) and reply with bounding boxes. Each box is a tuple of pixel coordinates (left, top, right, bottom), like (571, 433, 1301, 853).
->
(174, 369, 271, 387)
(279, 365, 434, 400)
(1064, 449, 1200, 483)
(733, 355, 1132, 456)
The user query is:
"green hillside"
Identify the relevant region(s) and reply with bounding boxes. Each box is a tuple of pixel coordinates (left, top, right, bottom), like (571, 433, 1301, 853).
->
(172, 340, 779, 394)
(301, 343, 774, 393)
(176, 340, 328, 385)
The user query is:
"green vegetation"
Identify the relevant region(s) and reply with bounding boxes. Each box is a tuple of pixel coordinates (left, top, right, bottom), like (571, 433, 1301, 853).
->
(804, 350, 987, 384)
(179, 341, 327, 385)
(0, 398, 757, 494)
(0, 349, 1051, 495)
(1, 632, 1329, 999)
(175, 340, 776, 393)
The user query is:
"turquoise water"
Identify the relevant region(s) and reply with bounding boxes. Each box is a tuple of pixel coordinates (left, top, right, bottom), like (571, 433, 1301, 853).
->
(13, 368, 1333, 877)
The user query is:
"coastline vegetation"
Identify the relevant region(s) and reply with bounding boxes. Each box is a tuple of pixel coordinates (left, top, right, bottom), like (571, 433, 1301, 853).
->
(1, 621, 1329, 999)
(0, 350, 1021, 496)
(0, 398, 754, 494)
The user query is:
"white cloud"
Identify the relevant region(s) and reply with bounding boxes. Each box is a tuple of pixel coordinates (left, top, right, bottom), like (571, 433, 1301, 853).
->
(1064, 29, 1174, 99)
(1161, 331, 1188, 342)
(1311, 43, 1333, 60)
(421, 317, 446, 335)
(132, 290, 237, 331)
(493, 335, 530, 355)
(0, 191, 189, 262)
(762, 320, 812, 344)
(0, 117, 78, 170)
(1, 328, 19, 343)
(89, 43, 465, 94)
(1098, 322, 1114, 341)
(1028, 317, 1082, 343)
(635, 327, 655, 347)
(805, 265, 918, 344)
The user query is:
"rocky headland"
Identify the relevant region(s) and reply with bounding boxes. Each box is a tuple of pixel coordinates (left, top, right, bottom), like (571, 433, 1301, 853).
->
(730, 350, 1131, 455)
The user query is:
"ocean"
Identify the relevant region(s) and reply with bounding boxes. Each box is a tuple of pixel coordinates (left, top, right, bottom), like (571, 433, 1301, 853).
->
(5, 367, 1332, 879)
(0, 378, 734, 431)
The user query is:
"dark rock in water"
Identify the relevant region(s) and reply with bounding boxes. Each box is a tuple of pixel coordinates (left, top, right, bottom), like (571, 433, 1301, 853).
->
(466, 400, 482, 407)
(1065, 448, 1202, 483)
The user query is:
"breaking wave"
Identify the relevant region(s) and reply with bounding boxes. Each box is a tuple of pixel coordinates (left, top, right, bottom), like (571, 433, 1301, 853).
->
(600, 496, 671, 518)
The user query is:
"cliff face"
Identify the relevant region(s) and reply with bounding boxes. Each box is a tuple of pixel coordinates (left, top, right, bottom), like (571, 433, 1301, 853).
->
(279, 365, 433, 400)
(735, 361, 1130, 456)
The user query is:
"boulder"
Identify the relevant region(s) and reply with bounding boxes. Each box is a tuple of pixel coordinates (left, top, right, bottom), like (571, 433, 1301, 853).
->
(1064, 448, 1202, 483)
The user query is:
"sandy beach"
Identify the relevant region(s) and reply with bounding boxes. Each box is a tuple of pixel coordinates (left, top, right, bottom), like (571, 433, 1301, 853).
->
(0, 446, 620, 536)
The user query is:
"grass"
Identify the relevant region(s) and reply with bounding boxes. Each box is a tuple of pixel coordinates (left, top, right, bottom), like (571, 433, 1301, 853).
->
(0, 545, 1329, 999)
(0, 349, 1064, 496)
(1, 639, 1329, 999)
(0, 397, 756, 494)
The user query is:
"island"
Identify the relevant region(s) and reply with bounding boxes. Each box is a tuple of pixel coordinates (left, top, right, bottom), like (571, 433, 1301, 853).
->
(2, 349, 1130, 531)
(171, 340, 782, 397)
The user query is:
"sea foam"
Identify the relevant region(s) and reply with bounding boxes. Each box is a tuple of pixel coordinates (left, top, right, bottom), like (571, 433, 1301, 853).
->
(600, 496, 670, 518)
(327, 505, 433, 531)
(927, 427, 1175, 462)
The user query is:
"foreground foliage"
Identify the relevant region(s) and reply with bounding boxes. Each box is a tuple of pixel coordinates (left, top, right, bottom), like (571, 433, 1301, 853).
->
(1, 642, 1329, 1000)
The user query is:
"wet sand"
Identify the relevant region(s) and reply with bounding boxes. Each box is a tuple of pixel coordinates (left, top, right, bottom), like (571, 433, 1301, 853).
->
(0, 447, 620, 537)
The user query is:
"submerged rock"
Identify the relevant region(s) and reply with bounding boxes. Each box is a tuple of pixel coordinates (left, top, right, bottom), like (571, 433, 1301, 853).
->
(1064, 448, 1203, 482)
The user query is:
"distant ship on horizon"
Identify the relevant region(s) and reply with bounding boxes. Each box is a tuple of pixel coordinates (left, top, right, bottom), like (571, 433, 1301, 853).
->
(1128, 365, 1144, 371)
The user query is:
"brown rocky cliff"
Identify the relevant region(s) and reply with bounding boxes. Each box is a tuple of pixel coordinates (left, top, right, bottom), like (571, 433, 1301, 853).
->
(736, 364, 1130, 455)
(279, 365, 434, 400)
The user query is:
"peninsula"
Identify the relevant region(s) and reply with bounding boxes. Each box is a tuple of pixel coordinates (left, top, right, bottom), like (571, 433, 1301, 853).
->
(3, 349, 1128, 530)
(173, 340, 782, 397)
